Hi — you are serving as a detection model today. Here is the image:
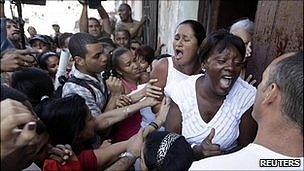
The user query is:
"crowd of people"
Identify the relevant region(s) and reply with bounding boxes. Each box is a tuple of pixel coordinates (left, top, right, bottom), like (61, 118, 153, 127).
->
(1, 0, 303, 170)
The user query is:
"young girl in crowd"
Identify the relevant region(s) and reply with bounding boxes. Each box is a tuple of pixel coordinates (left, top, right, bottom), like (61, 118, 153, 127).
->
(135, 45, 156, 84)
(38, 51, 59, 82)
(109, 47, 144, 142)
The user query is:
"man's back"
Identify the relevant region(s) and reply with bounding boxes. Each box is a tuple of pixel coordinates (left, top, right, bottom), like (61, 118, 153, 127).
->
(190, 143, 304, 170)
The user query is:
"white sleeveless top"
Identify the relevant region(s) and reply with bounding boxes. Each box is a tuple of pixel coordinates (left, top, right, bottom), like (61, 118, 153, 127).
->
(164, 57, 190, 98)
(170, 74, 256, 151)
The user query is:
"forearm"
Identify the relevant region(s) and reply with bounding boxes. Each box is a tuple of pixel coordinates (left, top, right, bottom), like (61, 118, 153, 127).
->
(97, 6, 112, 34)
(79, 4, 88, 33)
(128, 88, 145, 103)
(94, 141, 128, 169)
(143, 115, 163, 138)
(103, 93, 120, 112)
(96, 100, 147, 130)
(104, 157, 135, 171)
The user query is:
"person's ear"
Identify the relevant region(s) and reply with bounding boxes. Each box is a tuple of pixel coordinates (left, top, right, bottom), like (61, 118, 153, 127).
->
(74, 56, 85, 66)
(262, 83, 280, 105)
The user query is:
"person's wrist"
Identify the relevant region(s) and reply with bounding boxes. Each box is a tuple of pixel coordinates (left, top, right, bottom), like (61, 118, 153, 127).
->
(119, 151, 137, 162)
(192, 145, 205, 160)
(148, 121, 159, 130)
(0, 0, 5, 4)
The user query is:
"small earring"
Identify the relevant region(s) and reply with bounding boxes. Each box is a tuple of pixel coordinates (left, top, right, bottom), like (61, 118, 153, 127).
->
(201, 67, 206, 74)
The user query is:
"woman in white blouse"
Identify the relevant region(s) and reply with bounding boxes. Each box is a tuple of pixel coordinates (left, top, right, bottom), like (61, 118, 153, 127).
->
(165, 30, 258, 160)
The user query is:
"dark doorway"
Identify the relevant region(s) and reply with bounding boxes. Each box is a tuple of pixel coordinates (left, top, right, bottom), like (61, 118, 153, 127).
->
(217, 0, 258, 30)
(198, 0, 259, 34)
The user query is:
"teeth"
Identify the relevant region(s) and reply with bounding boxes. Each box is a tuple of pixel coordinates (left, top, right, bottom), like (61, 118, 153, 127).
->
(223, 76, 233, 79)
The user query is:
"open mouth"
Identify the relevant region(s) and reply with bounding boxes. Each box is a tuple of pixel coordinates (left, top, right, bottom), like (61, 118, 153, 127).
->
(175, 49, 183, 59)
(219, 75, 234, 89)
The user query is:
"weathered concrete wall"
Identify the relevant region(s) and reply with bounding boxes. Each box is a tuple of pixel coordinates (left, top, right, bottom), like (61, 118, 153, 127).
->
(158, 1, 199, 55)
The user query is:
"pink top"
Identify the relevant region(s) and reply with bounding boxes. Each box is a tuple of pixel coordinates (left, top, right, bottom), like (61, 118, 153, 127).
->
(111, 79, 142, 142)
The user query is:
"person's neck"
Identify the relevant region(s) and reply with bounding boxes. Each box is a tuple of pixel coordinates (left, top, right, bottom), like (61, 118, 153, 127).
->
(173, 58, 201, 76)
(76, 65, 98, 79)
(124, 17, 133, 23)
(254, 119, 303, 157)
(122, 77, 137, 85)
(198, 75, 226, 102)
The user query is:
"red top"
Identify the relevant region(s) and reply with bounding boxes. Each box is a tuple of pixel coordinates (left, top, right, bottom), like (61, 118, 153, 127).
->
(43, 150, 97, 171)
(111, 79, 142, 142)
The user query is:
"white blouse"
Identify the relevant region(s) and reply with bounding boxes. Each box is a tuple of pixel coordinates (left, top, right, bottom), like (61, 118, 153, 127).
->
(164, 57, 190, 98)
(170, 74, 256, 152)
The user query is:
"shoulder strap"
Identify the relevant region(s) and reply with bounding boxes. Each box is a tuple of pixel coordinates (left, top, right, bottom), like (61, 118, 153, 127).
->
(67, 76, 97, 101)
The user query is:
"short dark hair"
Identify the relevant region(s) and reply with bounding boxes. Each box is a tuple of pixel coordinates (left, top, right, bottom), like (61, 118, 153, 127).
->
(120, 3, 131, 12)
(135, 45, 155, 64)
(38, 51, 59, 70)
(68, 32, 100, 58)
(110, 47, 130, 78)
(11, 68, 54, 107)
(36, 94, 88, 153)
(266, 51, 303, 133)
(177, 20, 206, 46)
(198, 29, 246, 64)
(114, 29, 131, 40)
(144, 131, 193, 171)
(58, 32, 73, 48)
(88, 17, 100, 25)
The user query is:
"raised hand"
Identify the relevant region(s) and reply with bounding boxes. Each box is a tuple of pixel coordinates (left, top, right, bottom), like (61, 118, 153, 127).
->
(194, 128, 222, 159)
(155, 96, 171, 124)
(126, 129, 143, 158)
(155, 37, 165, 56)
(106, 76, 123, 95)
(48, 144, 77, 165)
(115, 95, 133, 108)
(144, 79, 162, 99)
(142, 96, 161, 107)
(245, 74, 257, 85)
(1, 48, 39, 72)
(245, 41, 252, 58)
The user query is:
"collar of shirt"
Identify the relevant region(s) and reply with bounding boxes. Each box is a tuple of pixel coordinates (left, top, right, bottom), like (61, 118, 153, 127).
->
(70, 64, 103, 84)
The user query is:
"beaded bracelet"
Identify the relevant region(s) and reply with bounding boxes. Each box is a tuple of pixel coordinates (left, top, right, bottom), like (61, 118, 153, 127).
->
(149, 121, 159, 130)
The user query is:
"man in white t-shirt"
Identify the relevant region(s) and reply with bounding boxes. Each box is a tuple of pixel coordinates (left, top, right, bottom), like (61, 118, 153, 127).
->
(190, 51, 303, 170)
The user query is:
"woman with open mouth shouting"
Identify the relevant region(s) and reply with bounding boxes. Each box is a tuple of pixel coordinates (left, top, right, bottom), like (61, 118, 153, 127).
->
(166, 30, 258, 161)
(150, 20, 206, 113)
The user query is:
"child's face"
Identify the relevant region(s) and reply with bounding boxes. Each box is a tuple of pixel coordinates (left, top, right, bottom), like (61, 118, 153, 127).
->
(46, 56, 59, 76)
(138, 55, 149, 72)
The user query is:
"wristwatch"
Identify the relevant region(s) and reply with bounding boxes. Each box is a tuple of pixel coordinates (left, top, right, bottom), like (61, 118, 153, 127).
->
(119, 151, 137, 161)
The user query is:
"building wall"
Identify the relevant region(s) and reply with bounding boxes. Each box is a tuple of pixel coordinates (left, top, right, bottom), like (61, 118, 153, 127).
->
(247, 0, 303, 83)
(158, 1, 199, 55)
